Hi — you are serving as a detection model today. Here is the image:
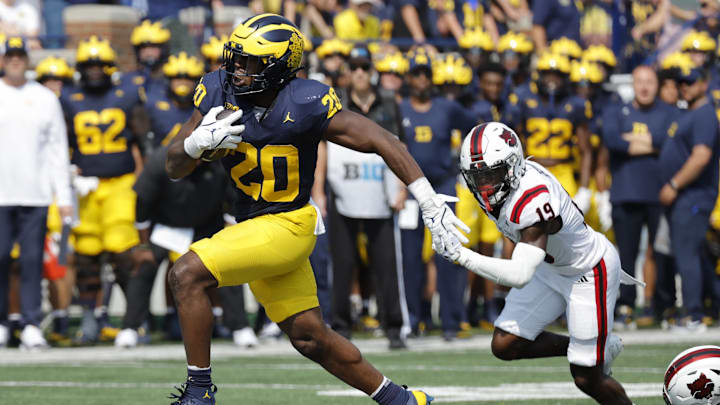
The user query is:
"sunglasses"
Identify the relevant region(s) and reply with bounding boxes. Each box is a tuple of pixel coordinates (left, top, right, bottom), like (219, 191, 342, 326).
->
(350, 63, 372, 71)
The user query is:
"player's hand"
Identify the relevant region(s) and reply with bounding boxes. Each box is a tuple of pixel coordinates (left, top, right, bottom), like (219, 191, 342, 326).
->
(431, 225, 463, 262)
(596, 191, 612, 232)
(573, 187, 592, 215)
(420, 194, 470, 246)
(73, 175, 99, 197)
(659, 183, 677, 206)
(184, 106, 245, 159)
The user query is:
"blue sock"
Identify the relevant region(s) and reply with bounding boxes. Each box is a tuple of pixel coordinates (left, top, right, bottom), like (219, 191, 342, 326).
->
(372, 378, 410, 405)
(185, 366, 212, 397)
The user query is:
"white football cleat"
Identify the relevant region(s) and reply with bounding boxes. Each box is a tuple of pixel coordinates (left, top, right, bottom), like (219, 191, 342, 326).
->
(20, 324, 48, 351)
(0, 324, 8, 348)
(114, 328, 139, 348)
(233, 327, 258, 348)
(604, 334, 623, 375)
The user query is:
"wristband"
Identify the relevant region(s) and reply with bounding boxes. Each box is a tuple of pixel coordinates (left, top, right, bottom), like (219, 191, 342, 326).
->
(669, 179, 679, 191)
(407, 177, 435, 205)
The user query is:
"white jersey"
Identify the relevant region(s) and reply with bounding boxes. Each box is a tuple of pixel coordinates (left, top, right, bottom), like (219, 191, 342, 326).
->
(485, 160, 607, 276)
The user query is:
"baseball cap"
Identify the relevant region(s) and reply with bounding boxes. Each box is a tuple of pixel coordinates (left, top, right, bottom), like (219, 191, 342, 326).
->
(4, 36, 28, 56)
(349, 46, 371, 65)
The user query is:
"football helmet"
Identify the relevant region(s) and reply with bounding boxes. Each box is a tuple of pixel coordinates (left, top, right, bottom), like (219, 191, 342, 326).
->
(201, 35, 229, 66)
(549, 37, 583, 60)
(374, 52, 409, 75)
(582, 45, 617, 69)
(163, 52, 204, 103)
(664, 345, 720, 405)
(570, 60, 603, 85)
(458, 27, 494, 52)
(315, 38, 352, 59)
(223, 13, 305, 95)
(35, 56, 74, 83)
(460, 122, 525, 212)
(75, 36, 116, 91)
(433, 53, 472, 86)
(131, 20, 170, 68)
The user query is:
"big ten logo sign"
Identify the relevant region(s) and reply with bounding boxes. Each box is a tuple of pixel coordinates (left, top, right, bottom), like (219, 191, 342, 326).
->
(343, 162, 385, 181)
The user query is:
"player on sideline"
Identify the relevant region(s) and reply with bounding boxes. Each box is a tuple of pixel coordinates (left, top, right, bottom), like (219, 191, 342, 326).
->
(436, 122, 635, 404)
(164, 14, 467, 405)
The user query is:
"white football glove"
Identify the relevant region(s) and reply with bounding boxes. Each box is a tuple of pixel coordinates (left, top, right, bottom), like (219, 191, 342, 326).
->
(73, 176, 99, 197)
(431, 221, 463, 262)
(573, 186, 592, 216)
(596, 190, 612, 232)
(184, 106, 245, 159)
(420, 194, 471, 246)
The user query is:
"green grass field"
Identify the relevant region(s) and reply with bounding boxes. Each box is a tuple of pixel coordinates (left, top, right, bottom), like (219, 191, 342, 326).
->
(2, 330, 707, 404)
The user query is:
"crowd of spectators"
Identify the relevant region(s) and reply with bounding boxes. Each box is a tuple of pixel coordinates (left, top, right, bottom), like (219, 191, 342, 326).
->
(1, 0, 720, 351)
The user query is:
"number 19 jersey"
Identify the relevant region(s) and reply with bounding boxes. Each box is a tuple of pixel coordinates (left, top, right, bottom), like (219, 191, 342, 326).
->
(485, 160, 607, 276)
(193, 70, 341, 222)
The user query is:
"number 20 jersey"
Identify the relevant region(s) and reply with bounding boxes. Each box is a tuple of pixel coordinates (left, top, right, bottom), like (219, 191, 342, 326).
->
(60, 85, 140, 178)
(194, 70, 340, 222)
(484, 160, 606, 276)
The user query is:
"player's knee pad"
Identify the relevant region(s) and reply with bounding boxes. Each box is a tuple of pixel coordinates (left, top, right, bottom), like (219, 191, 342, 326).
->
(75, 254, 102, 293)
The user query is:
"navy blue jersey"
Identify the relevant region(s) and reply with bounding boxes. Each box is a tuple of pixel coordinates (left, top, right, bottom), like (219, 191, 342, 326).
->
(659, 102, 720, 207)
(60, 84, 140, 178)
(146, 90, 194, 147)
(469, 98, 501, 123)
(501, 79, 536, 123)
(194, 70, 340, 221)
(399, 97, 476, 183)
(602, 101, 678, 204)
(504, 92, 591, 161)
(119, 69, 165, 104)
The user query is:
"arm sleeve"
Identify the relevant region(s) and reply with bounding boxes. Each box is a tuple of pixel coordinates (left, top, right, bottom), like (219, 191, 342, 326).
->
(601, 106, 630, 154)
(457, 242, 546, 288)
(47, 96, 72, 207)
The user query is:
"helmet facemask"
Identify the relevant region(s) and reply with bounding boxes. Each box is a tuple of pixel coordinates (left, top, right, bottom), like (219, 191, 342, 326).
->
(463, 159, 513, 213)
(222, 43, 301, 96)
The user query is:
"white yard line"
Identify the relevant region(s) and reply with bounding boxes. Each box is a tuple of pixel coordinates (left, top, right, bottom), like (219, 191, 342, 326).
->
(1, 329, 718, 365)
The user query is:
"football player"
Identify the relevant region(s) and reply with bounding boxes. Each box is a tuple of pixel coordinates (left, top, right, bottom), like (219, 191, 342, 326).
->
(122, 19, 171, 99)
(504, 52, 594, 214)
(59, 36, 144, 344)
(496, 31, 534, 102)
(145, 52, 204, 151)
(399, 50, 477, 340)
(440, 122, 634, 404)
(165, 14, 466, 405)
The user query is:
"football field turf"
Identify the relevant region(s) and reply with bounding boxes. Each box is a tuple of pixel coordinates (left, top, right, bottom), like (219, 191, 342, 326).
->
(2, 329, 717, 404)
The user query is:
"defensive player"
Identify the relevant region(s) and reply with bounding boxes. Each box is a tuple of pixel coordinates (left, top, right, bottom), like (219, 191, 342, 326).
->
(165, 14, 466, 404)
(436, 122, 633, 404)
(60, 36, 144, 343)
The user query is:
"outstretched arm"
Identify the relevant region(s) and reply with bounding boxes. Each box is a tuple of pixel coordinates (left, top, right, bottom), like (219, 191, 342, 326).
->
(324, 109, 423, 185)
(324, 109, 469, 244)
(454, 219, 554, 288)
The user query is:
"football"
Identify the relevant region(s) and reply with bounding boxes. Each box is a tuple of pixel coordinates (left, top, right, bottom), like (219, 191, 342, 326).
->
(200, 108, 241, 162)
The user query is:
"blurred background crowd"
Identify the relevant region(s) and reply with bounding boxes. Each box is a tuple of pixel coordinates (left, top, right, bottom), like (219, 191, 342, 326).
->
(1, 0, 720, 352)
